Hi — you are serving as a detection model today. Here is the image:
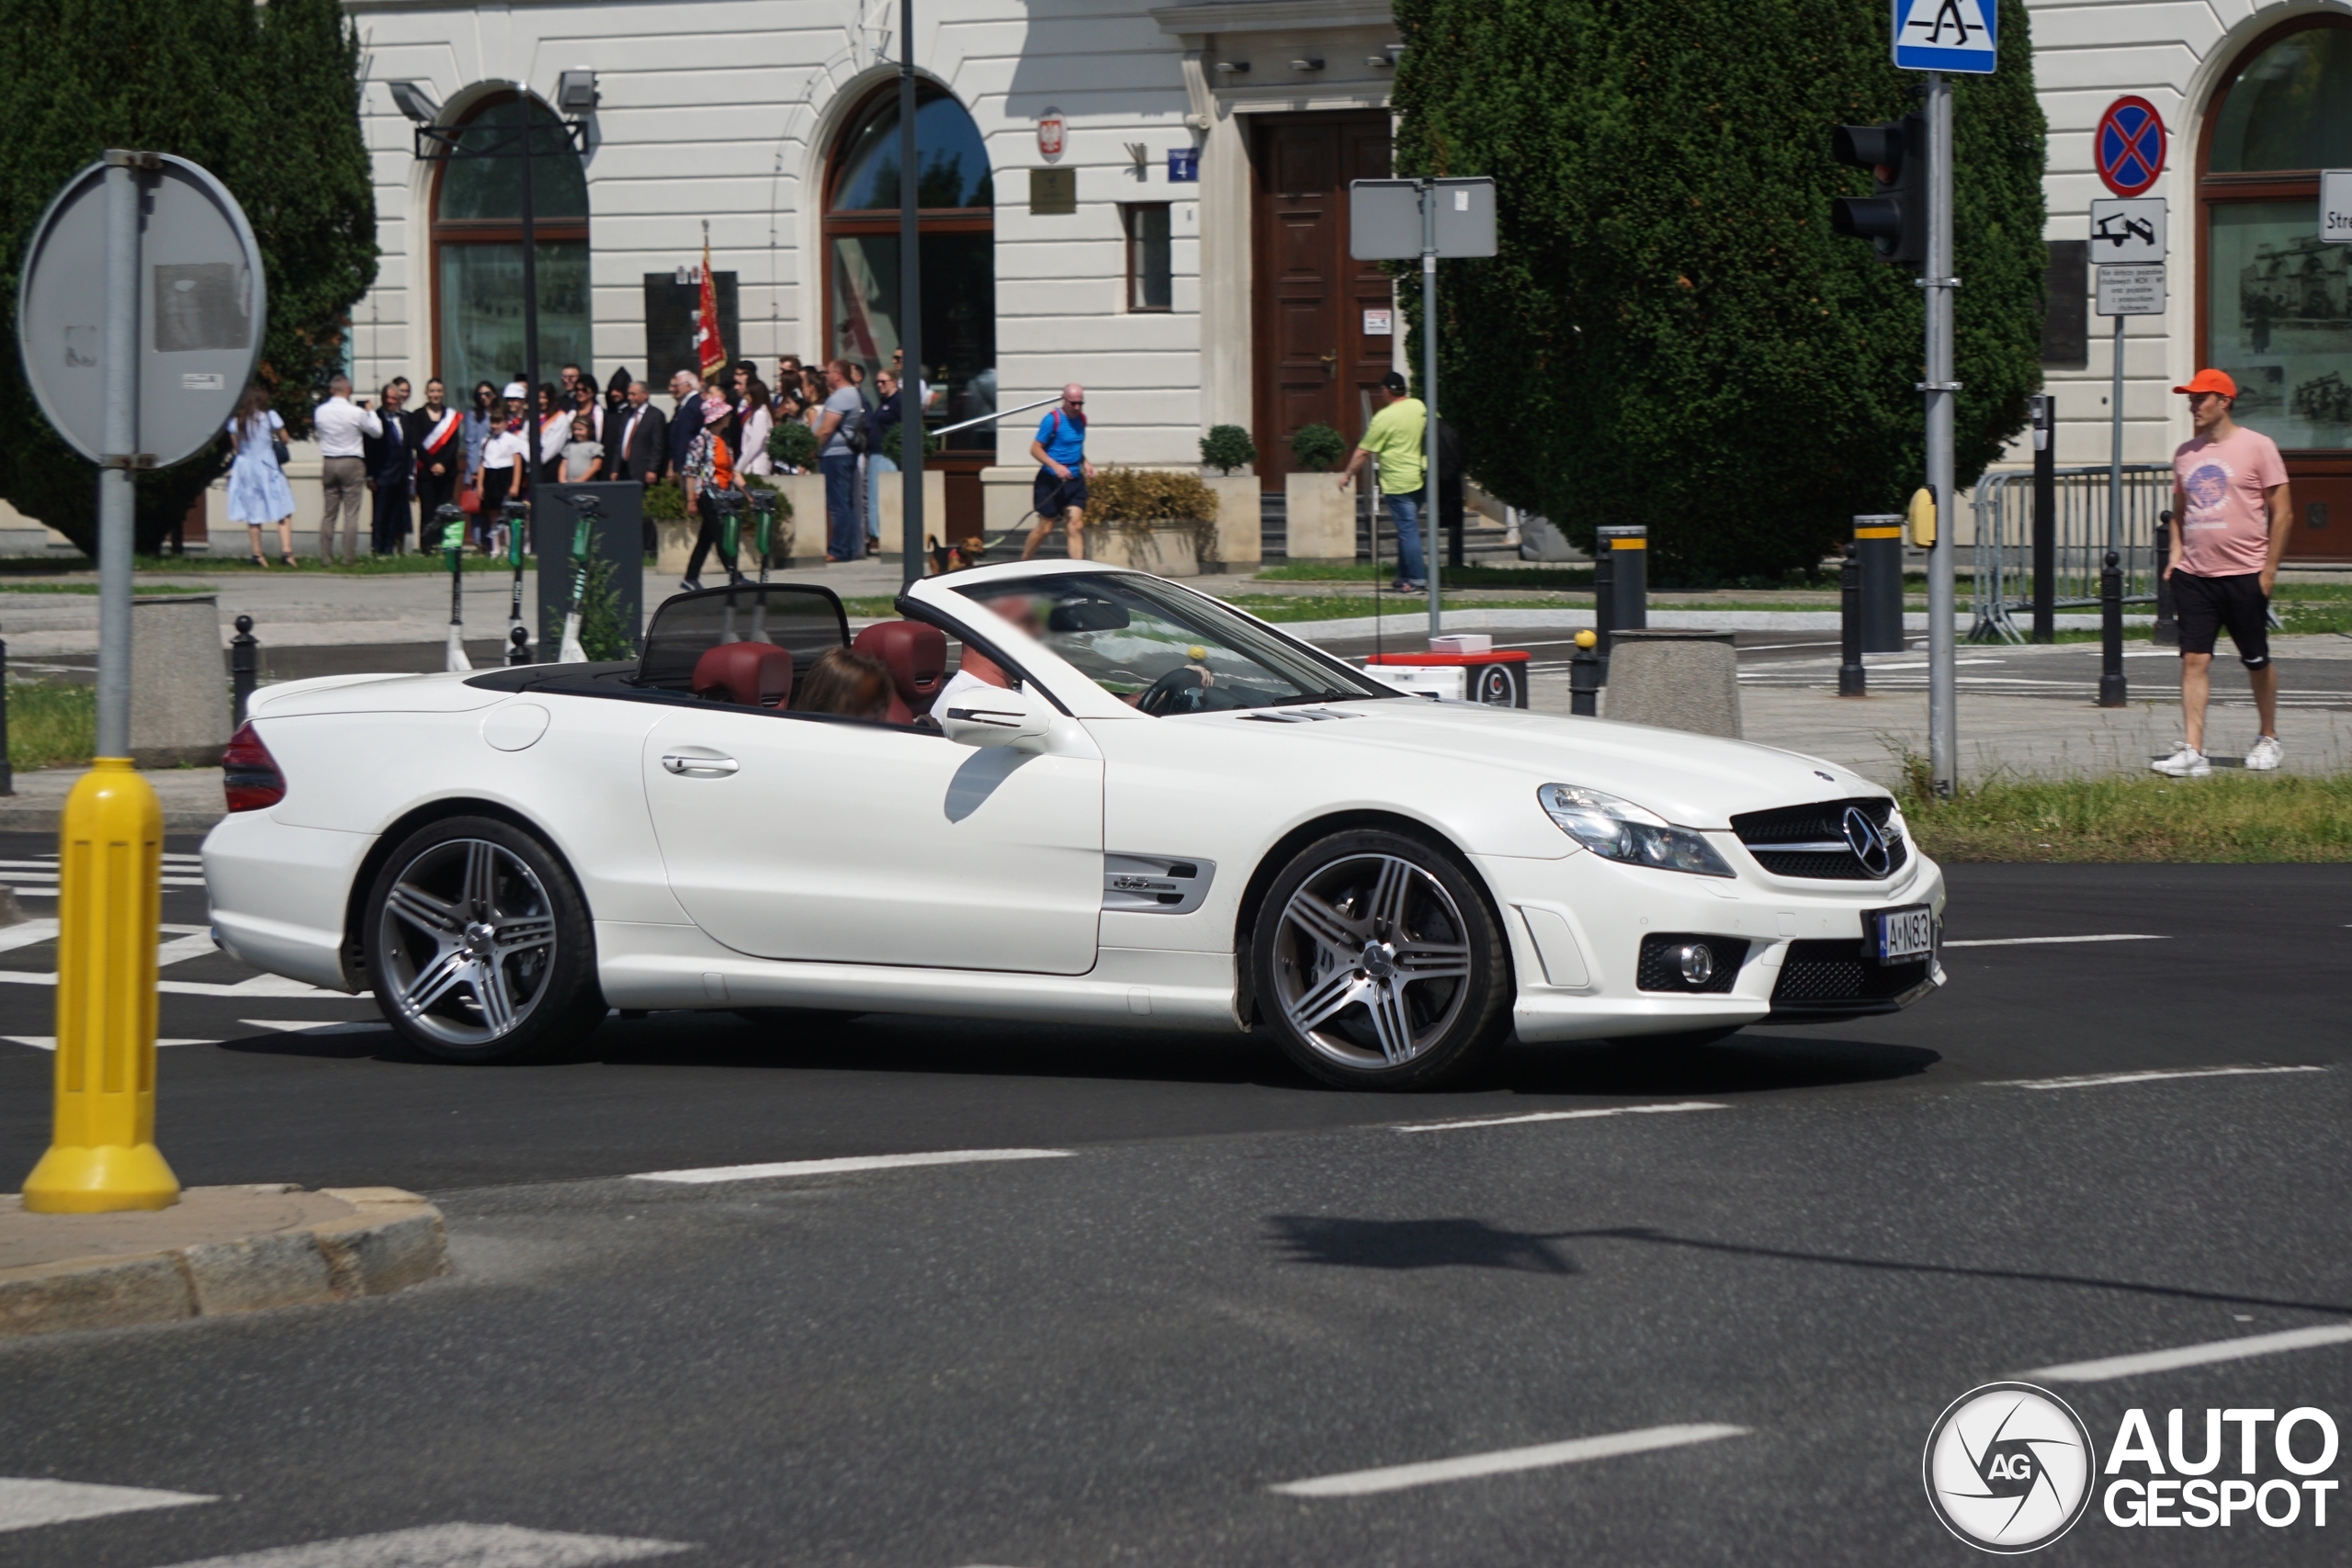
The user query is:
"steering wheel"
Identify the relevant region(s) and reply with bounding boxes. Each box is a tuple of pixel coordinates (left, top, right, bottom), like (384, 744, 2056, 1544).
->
(1136, 666, 1208, 716)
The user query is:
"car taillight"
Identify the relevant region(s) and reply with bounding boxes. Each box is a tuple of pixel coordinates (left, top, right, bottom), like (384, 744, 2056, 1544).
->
(221, 722, 285, 812)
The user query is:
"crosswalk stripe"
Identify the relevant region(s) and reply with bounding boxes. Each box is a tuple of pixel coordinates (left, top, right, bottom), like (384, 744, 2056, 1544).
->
(153, 1522, 693, 1567)
(1267, 1423, 1750, 1497)
(240, 1019, 386, 1037)
(633, 1147, 1073, 1184)
(5, 1036, 219, 1051)
(0, 1476, 215, 1532)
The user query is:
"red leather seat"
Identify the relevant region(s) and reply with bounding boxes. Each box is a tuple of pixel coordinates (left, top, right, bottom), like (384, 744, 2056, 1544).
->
(692, 641, 793, 708)
(853, 621, 947, 724)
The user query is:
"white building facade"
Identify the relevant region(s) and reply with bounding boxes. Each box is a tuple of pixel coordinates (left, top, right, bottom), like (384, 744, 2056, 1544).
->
(334, 0, 2352, 551)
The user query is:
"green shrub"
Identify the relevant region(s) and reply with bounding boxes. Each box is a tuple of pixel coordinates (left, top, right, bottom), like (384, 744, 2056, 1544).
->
(1084, 468, 1220, 526)
(881, 421, 943, 467)
(1200, 424, 1257, 476)
(575, 553, 633, 660)
(641, 479, 687, 522)
(767, 420, 820, 471)
(1289, 423, 1347, 473)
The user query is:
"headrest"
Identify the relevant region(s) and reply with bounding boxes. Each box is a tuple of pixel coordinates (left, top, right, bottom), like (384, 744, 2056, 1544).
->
(692, 641, 793, 707)
(853, 621, 947, 709)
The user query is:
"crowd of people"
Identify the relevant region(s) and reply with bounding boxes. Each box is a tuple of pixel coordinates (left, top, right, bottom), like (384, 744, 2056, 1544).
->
(221, 354, 922, 578)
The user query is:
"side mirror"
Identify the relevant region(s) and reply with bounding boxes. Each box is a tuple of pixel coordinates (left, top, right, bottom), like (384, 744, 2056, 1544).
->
(939, 682, 1054, 750)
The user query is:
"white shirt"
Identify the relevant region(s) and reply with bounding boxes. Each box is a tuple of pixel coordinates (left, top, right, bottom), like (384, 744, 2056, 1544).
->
(481, 428, 530, 475)
(311, 396, 381, 458)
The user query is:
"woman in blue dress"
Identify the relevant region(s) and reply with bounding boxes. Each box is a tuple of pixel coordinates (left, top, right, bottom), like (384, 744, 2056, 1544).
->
(224, 384, 296, 566)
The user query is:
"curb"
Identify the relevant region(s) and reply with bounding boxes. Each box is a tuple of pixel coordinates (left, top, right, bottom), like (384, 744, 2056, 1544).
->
(0, 1186, 447, 1337)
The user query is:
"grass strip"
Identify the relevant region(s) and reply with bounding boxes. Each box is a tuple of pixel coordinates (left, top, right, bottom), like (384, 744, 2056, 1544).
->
(1895, 763, 2352, 862)
(6, 682, 96, 773)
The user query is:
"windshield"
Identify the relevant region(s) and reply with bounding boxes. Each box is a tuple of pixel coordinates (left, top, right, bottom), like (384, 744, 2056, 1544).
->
(953, 572, 1396, 716)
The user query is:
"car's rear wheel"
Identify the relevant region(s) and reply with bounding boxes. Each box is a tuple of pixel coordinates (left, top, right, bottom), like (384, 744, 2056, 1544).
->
(363, 817, 603, 1064)
(1252, 829, 1511, 1090)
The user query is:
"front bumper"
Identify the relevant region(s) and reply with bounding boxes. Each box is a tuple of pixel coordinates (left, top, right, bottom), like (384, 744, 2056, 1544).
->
(1472, 842, 1947, 1043)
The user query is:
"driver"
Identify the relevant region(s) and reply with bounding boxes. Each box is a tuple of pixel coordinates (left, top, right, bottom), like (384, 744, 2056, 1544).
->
(933, 593, 1041, 711)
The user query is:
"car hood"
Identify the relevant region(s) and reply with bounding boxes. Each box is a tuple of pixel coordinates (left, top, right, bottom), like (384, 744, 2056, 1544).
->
(1203, 700, 1883, 829)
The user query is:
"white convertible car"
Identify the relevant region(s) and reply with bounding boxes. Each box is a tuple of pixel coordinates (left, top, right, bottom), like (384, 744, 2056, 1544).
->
(203, 559, 1945, 1089)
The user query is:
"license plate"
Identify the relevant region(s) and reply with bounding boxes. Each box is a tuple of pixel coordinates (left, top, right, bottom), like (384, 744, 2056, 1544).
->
(1870, 905, 1936, 964)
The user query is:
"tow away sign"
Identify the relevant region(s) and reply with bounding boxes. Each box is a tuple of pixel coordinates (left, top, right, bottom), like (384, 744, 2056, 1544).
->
(1892, 0, 1997, 73)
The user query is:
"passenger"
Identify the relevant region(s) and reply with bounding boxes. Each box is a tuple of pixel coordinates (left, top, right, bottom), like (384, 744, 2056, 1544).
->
(797, 646, 895, 722)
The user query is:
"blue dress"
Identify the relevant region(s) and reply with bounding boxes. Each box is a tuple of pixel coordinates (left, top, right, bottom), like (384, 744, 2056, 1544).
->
(225, 412, 296, 524)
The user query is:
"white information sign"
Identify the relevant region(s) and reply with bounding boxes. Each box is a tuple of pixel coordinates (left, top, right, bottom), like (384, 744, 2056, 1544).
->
(2096, 263, 2165, 317)
(1892, 0, 1997, 74)
(2088, 197, 2165, 264)
(2324, 170, 2352, 244)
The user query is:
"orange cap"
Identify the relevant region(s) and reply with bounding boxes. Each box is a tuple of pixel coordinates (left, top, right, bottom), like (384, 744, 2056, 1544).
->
(2172, 368, 2236, 399)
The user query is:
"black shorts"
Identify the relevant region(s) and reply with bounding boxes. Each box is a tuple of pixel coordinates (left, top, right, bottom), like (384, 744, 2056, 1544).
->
(2171, 570, 2271, 668)
(1035, 466, 1086, 518)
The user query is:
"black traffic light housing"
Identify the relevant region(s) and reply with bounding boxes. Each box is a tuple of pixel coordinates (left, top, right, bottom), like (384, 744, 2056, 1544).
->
(1831, 115, 1927, 271)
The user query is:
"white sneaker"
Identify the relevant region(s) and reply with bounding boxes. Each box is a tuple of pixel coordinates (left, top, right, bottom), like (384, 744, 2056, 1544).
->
(2245, 735, 2284, 772)
(2151, 741, 2211, 778)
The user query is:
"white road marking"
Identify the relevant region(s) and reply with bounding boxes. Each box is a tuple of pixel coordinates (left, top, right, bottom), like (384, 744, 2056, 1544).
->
(2021, 1324, 2352, 1383)
(240, 1019, 386, 1036)
(156, 931, 220, 966)
(1395, 1101, 1729, 1134)
(1268, 1423, 1749, 1498)
(5, 1037, 218, 1051)
(633, 1148, 1074, 1185)
(0, 1476, 215, 1532)
(0, 970, 351, 998)
(1995, 1065, 2325, 1091)
(0, 920, 59, 954)
(1942, 933, 2170, 948)
(152, 1522, 692, 1567)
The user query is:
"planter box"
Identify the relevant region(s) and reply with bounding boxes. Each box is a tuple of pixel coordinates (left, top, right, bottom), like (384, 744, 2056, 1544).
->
(772, 473, 828, 566)
(875, 468, 948, 558)
(1284, 471, 1358, 563)
(1091, 526, 1200, 577)
(1202, 475, 1260, 570)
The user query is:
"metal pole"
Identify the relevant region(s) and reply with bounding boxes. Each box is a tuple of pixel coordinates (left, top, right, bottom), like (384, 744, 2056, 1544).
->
(96, 155, 139, 761)
(2098, 311, 2127, 705)
(1839, 544, 1867, 697)
(0, 623, 14, 795)
(898, 0, 925, 585)
(2030, 392, 2055, 643)
(1923, 73, 1958, 795)
(1421, 182, 1440, 637)
(230, 615, 258, 727)
(518, 85, 542, 491)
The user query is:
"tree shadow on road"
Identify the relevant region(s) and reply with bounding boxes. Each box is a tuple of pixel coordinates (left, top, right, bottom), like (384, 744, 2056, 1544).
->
(1266, 1214, 1578, 1274)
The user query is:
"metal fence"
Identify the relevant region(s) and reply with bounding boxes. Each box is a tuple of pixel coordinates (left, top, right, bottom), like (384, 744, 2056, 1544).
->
(1968, 464, 2173, 642)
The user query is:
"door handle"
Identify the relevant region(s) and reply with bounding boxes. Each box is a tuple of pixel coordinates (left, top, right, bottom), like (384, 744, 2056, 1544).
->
(662, 753, 739, 775)
(1320, 352, 1338, 381)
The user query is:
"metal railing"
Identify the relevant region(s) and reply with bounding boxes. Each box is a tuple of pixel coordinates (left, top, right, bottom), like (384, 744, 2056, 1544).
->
(1968, 464, 2172, 642)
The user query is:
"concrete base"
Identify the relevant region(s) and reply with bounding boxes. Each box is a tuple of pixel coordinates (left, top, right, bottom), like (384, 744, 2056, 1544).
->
(1204, 475, 1260, 569)
(1601, 629, 1742, 739)
(1284, 472, 1359, 562)
(876, 469, 948, 558)
(1091, 528, 1200, 578)
(0, 1185, 447, 1337)
(129, 596, 229, 767)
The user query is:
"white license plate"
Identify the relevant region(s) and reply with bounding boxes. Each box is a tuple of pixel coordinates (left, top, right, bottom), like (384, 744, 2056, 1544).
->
(1871, 905, 1936, 964)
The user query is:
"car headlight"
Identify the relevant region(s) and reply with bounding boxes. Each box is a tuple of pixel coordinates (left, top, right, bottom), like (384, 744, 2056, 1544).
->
(1538, 784, 1735, 877)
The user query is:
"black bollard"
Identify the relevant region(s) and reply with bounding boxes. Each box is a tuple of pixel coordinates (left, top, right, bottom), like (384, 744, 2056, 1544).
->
(2153, 511, 2179, 648)
(2098, 550, 2127, 707)
(231, 614, 259, 728)
(0, 622, 12, 797)
(1592, 547, 1615, 682)
(508, 624, 533, 666)
(1569, 630, 1600, 716)
(1838, 545, 1867, 697)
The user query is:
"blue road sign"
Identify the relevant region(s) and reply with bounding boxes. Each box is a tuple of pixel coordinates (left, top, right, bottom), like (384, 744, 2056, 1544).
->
(1892, 0, 1997, 73)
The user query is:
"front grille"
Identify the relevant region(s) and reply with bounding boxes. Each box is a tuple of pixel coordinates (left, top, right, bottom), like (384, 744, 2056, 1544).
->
(1731, 796, 1909, 881)
(1770, 939, 1932, 1006)
(1636, 933, 1748, 993)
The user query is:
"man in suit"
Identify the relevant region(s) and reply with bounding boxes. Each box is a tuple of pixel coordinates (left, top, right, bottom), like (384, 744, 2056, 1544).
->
(407, 378, 464, 534)
(665, 369, 705, 480)
(364, 377, 414, 553)
(611, 381, 668, 481)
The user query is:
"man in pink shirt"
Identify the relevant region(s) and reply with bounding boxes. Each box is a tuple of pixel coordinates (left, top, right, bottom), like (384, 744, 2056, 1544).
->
(2154, 369, 2293, 777)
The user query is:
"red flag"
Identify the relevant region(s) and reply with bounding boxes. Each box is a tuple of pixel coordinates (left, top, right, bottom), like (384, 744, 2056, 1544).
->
(695, 236, 728, 377)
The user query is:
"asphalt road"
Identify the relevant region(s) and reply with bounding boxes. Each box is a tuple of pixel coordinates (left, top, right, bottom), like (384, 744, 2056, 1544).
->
(2, 840, 2348, 1565)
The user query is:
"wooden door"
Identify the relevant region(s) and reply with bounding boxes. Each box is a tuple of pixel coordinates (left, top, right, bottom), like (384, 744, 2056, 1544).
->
(1251, 113, 1393, 490)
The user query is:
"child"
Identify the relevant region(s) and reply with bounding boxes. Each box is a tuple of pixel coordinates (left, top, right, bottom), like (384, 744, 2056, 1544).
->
(560, 416, 605, 483)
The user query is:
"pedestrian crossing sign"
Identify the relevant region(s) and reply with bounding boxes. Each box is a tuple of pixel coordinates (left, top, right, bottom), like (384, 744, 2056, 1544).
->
(1892, 0, 1997, 73)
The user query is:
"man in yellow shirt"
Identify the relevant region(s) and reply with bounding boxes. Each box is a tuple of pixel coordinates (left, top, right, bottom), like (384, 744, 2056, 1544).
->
(1337, 372, 1428, 590)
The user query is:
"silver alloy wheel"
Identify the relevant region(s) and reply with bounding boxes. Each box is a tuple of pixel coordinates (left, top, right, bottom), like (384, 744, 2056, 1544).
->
(376, 837, 560, 1048)
(1271, 852, 1475, 1069)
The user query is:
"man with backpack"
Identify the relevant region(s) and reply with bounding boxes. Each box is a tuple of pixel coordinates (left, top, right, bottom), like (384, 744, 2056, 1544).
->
(1023, 383, 1096, 560)
(817, 357, 867, 561)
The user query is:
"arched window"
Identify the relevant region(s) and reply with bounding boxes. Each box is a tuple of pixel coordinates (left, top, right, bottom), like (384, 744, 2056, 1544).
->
(823, 85, 995, 460)
(2199, 21, 2352, 459)
(432, 94, 592, 400)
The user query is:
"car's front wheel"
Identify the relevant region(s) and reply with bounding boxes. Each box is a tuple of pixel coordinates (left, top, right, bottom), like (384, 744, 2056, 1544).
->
(1252, 829, 1512, 1089)
(363, 816, 604, 1063)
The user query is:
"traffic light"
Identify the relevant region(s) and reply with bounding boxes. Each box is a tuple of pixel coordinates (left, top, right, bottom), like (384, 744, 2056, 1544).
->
(1830, 115, 1926, 270)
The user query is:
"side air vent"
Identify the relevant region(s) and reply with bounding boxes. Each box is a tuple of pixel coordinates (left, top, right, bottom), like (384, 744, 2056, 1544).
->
(1102, 853, 1216, 914)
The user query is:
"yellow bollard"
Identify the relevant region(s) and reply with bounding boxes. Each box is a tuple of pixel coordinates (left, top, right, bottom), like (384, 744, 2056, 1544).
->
(19, 758, 177, 1212)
